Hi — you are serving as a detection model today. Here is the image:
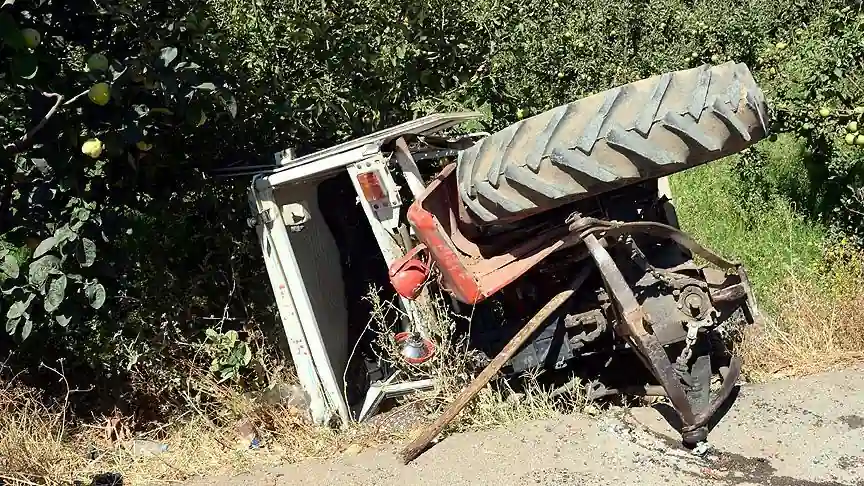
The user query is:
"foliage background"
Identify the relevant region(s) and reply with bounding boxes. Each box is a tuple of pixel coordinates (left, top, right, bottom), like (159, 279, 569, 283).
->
(1, 0, 863, 417)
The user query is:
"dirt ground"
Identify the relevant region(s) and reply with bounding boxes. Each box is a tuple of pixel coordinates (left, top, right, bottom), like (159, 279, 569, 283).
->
(197, 368, 864, 486)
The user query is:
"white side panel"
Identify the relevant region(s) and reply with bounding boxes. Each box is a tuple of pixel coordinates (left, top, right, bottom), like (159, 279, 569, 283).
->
(256, 187, 352, 425)
(256, 223, 330, 424)
(273, 182, 349, 402)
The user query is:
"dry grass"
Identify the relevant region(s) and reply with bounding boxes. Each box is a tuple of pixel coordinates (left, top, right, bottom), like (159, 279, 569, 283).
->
(0, 375, 345, 485)
(0, 386, 86, 485)
(365, 289, 587, 436)
(0, 291, 586, 485)
(740, 250, 864, 381)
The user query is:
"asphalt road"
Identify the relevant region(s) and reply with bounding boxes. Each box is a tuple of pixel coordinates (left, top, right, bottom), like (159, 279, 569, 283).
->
(207, 368, 864, 486)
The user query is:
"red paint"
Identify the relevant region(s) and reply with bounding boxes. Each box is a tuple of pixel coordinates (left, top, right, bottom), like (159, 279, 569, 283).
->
(407, 165, 483, 303)
(404, 164, 568, 305)
(389, 245, 431, 299)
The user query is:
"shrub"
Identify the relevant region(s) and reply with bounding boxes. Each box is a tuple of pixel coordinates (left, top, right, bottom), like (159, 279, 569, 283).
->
(0, 0, 277, 410)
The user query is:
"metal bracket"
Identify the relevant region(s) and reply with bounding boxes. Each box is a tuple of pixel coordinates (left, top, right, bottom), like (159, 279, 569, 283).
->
(257, 208, 274, 225)
(281, 202, 310, 232)
(357, 371, 435, 422)
(348, 154, 403, 230)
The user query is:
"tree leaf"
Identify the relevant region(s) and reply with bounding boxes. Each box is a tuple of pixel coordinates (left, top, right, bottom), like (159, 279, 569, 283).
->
(20, 317, 33, 340)
(0, 14, 25, 51)
(31, 157, 50, 174)
(44, 275, 67, 313)
(229, 342, 244, 364)
(222, 92, 237, 118)
(76, 238, 96, 267)
(28, 255, 60, 287)
(159, 46, 178, 66)
(55, 314, 72, 327)
(194, 82, 216, 91)
(225, 330, 238, 345)
(12, 53, 38, 79)
(218, 366, 234, 382)
(55, 225, 77, 243)
(33, 236, 58, 258)
(85, 282, 106, 309)
(6, 316, 21, 335)
(6, 293, 34, 319)
(72, 207, 91, 222)
(1, 253, 19, 279)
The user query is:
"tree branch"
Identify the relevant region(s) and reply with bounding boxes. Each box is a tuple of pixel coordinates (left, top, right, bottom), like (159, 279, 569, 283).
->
(2, 92, 64, 154)
(1, 89, 90, 155)
(63, 89, 90, 106)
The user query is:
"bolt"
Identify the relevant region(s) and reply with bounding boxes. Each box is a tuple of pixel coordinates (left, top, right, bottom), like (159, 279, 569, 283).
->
(672, 289, 681, 297)
(685, 294, 702, 316)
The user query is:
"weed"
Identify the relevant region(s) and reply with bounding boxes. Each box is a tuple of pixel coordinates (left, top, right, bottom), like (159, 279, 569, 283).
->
(740, 268, 864, 381)
(672, 144, 864, 382)
(671, 150, 827, 307)
(0, 363, 343, 485)
(365, 289, 587, 437)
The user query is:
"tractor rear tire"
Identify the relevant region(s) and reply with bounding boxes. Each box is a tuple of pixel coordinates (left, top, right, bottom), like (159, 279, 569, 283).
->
(457, 62, 769, 224)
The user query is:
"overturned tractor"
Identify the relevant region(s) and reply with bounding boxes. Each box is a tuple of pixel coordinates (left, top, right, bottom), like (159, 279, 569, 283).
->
(390, 61, 768, 458)
(246, 61, 769, 459)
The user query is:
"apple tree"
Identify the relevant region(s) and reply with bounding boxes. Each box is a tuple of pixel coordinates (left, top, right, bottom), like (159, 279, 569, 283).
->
(1, 0, 237, 344)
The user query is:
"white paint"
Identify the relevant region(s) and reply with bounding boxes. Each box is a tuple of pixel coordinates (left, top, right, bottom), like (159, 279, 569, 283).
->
(250, 112, 482, 424)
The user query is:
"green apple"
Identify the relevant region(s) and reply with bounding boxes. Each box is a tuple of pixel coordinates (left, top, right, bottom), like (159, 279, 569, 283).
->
(81, 138, 104, 158)
(21, 28, 41, 48)
(88, 83, 111, 106)
(86, 53, 110, 72)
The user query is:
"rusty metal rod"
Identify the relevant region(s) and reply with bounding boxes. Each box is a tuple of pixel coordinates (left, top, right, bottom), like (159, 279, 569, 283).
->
(586, 384, 669, 400)
(400, 264, 593, 464)
(687, 356, 742, 431)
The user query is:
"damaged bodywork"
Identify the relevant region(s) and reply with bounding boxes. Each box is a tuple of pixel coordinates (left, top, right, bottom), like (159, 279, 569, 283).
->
(247, 62, 769, 457)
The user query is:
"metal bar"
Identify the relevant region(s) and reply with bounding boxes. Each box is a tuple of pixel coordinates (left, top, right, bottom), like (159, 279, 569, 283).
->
(394, 137, 427, 198)
(710, 283, 747, 303)
(586, 385, 669, 400)
(690, 356, 742, 430)
(265, 113, 481, 186)
(400, 264, 593, 464)
(581, 233, 697, 427)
